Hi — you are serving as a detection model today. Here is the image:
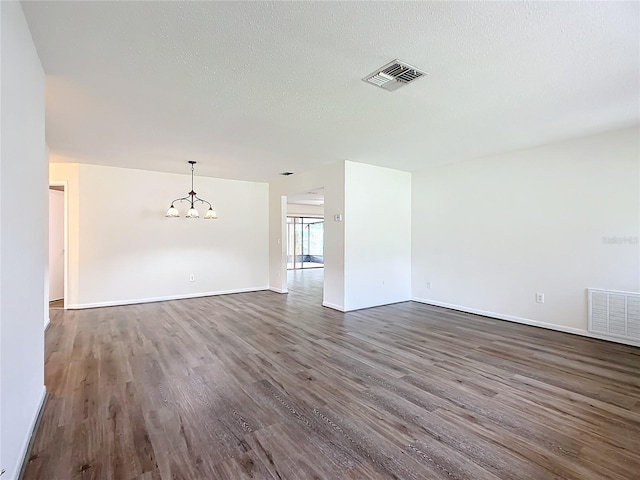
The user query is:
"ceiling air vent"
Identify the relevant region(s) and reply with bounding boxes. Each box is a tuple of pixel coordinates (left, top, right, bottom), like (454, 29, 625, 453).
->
(363, 60, 426, 92)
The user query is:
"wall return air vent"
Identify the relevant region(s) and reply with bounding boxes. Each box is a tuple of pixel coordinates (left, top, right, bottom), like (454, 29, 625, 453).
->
(588, 288, 640, 344)
(363, 60, 427, 92)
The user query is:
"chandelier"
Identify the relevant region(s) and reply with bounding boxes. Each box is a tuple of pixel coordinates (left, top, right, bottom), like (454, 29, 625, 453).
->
(166, 161, 217, 219)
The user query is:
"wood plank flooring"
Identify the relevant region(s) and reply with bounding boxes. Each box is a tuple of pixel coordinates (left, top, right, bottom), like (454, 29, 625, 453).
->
(49, 299, 64, 309)
(24, 269, 640, 479)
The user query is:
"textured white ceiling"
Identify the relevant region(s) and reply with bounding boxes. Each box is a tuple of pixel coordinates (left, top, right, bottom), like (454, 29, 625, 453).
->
(22, 1, 639, 182)
(288, 188, 325, 207)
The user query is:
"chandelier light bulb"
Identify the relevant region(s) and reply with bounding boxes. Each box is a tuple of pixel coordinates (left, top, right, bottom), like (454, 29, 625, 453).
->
(204, 208, 217, 219)
(166, 204, 179, 218)
(186, 205, 200, 218)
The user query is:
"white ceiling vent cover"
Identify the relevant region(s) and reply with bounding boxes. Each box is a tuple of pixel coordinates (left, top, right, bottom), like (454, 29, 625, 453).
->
(363, 60, 426, 92)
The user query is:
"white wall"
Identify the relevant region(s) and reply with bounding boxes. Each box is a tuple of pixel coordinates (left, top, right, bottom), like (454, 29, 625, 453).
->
(0, 3, 48, 479)
(269, 161, 345, 308)
(48, 190, 64, 301)
(344, 162, 412, 311)
(50, 163, 269, 308)
(412, 127, 640, 334)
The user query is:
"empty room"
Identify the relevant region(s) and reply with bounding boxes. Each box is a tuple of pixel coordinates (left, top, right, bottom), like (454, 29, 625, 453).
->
(1, 1, 639, 479)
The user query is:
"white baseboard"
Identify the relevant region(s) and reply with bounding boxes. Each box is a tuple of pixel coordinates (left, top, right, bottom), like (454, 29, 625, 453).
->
(412, 297, 640, 348)
(11, 386, 47, 480)
(66, 286, 270, 310)
(322, 301, 346, 312)
(269, 287, 288, 294)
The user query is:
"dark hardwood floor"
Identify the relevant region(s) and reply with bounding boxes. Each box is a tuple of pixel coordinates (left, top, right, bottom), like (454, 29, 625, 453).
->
(24, 269, 640, 479)
(49, 299, 64, 309)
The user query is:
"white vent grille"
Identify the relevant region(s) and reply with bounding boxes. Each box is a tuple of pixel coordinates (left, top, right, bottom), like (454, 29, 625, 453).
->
(588, 288, 640, 341)
(363, 60, 426, 92)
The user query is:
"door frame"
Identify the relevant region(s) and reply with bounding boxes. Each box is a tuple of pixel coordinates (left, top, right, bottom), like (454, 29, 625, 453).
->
(49, 181, 68, 309)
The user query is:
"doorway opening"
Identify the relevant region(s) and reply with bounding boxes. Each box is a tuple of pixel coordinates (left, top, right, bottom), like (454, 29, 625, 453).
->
(287, 216, 324, 269)
(285, 188, 325, 299)
(49, 183, 67, 309)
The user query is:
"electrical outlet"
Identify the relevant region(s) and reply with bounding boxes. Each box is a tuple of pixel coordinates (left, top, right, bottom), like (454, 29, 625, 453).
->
(536, 292, 544, 304)
(425, 281, 431, 289)
(190, 274, 195, 282)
